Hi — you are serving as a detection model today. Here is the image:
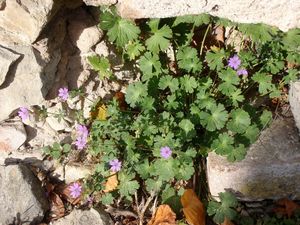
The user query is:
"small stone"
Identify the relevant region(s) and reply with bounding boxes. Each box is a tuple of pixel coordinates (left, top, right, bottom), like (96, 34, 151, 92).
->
(0, 120, 26, 152)
(0, 164, 49, 225)
(52, 208, 113, 225)
(77, 26, 103, 53)
(52, 163, 92, 183)
(207, 116, 300, 201)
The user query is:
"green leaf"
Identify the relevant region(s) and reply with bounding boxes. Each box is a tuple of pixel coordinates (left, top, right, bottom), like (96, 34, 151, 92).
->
(125, 81, 148, 107)
(282, 28, 300, 50)
(107, 18, 140, 47)
(243, 125, 260, 144)
(218, 68, 240, 96)
(179, 119, 195, 134)
(125, 41, 145, 60)
(63, 144, 71, 153)
(252, 72, 274, 95)
(145, 178, 162, 192)
(100, 193, 114, 205)
(139, 52, 161, 79)
(230, 89, 245, 107)
(164, 94, 179, 110)
(118, 172, 139, 199)
(283, 69, 299, 85)
(177, 162, 195, 180)
(99, 7, 118, 30)
(211, 133, 234, 156)
(146, 19, 172, 53)
(207, 192, 238, 224)
(135, 159, 151, 179)
(159, 75, 179, 92)
(238, 23, 278, 43)
(227, 109, 251, 134)
(180, 75, 198, 93)
(260, 110, 272, 128)
(88, 55, 113, 79)
(206, 49, 227, 71)
(199, 104, 228, 131)
(162, 186, 176, 203)
(227, 144, 247, 162)
(153, 159, 175, 181)
(177, 46, 202, 73)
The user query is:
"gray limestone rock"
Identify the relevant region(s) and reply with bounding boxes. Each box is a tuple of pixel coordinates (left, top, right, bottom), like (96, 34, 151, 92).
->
(207, 116, 300, 201)
(116, 0, 300, 32)
(0, 164, 49, 225)
(0, 120, 27, 153)
(289, 81, 300, 134)
(52, 208, 113, 225)
(0, 46, 20, 85)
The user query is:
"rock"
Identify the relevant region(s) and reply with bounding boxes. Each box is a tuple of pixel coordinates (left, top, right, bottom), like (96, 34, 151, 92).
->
(0, 164, 49, 225)
(0, 45, 60, 122)
(76, 26, 103, 53)
(207, 116, 300, 201)
(289, 81, 300, 133)
(116, 0, 300, 32)
(0, 0, 59, 45)
(0, 45, 20, 86)
(46, 102, 71, 132)
(83, 0, 117, 6)
(0, 120, 26, 153)
(52, 208, 113, 225)
(52, 163, 93, 183)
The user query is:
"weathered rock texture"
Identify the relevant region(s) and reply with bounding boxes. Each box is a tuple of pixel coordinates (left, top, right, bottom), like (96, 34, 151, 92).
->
(0, 120, 26, 153)
(0, 46, 20, 85)
(53, 208, 113, 225)
(207, 116, 300, 201)
(115, 0, 300, 31)
(0, 164, 49, 225)
(289, 81, 300, 133)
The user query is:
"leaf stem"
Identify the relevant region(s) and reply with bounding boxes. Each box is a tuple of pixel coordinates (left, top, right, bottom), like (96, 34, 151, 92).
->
(200, 24, 212, 56)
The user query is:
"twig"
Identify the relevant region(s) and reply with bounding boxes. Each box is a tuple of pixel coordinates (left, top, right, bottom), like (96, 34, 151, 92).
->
(105, 205, 138, 218)
(200, 24, 212, 56)
(135, 191, 156, 225)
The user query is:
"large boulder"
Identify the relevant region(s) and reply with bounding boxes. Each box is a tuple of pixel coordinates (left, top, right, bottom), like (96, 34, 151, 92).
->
(289, 81, 300, 134)
(207, 116, 300, 201)
(115, 0, 300, 31)
(0, 45, 60, 121)
(0, 164, 49, 225)
(0, 46, 20, 86)
(0, 0, 59, 45)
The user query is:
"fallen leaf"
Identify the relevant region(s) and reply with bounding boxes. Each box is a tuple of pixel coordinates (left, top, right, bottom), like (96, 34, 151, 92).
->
(181, 189, 205, 225)
(97, 104, 107, 121)
(221, 217, 235, 225)
(148, 204, 176, 225)
(274, 198, 300, 218)
(212, 25, 225, 45)
(103, 173, 118, 193)
(49, 192, 65, 219)
(114, 91, 127, 110)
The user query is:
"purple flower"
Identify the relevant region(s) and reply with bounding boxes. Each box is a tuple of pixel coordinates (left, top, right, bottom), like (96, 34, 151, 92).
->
(69, 182, 82, 198)
(76, 124, 89, 138)
(237, 68, 248, 76)
(58, 87, 69, 101)
(160, 146, 172, 159)
(228, 55, 241, 70)
(75, 136, 87, 150)
(109, 159, 122, 172)
(18, 107, 29, 122)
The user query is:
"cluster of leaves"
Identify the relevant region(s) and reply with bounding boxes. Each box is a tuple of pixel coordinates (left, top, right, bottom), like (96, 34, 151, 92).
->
(43, 142, 71, 161)
(85, 7, 300, 205)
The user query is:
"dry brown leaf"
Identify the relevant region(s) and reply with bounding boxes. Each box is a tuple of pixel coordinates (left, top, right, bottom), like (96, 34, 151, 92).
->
(181, 189, 205, 225)
(221, 217, 235, 225)
(114, 91, 127, 110)
(49, 192, 65, 219)
(103, 173, 118, 193)
(147, 204, 176, 225)
(274, 198, 300, 218)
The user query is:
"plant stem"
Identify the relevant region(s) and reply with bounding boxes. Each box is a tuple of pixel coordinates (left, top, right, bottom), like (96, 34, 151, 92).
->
(200, 24, 212, 56)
